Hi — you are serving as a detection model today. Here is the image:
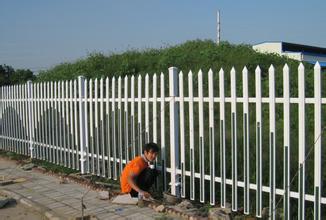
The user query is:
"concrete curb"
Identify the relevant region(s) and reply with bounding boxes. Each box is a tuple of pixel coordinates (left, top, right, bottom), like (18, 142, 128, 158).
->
(0, 189, 66, 220)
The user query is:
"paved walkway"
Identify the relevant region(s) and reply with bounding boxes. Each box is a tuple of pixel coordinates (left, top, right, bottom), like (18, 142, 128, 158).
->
(0, 157, 170, 220)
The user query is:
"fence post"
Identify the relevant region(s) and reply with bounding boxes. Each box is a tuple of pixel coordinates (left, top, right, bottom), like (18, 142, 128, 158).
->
(27, 80, 34, 158)
(169, 67, 180, 196)
(78, 76, 86, 174)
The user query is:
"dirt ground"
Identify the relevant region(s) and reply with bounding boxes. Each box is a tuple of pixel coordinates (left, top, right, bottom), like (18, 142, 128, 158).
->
(0, 157, 45, 220)
(0, 202, 45, 220)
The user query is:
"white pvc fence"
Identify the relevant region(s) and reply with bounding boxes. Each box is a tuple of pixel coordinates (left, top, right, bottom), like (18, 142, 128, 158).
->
(0, 63, 324, 219)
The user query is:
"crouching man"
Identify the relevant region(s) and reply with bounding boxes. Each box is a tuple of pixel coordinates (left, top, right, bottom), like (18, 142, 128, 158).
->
(120, 142, 159, 198)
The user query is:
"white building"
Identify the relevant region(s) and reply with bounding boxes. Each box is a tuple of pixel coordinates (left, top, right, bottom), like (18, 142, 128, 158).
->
(253, 41, 326, 68)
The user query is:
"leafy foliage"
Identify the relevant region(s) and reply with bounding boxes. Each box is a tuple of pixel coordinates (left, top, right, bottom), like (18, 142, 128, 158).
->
(0, 64, 35, 86)
(36, 40, 305, 81)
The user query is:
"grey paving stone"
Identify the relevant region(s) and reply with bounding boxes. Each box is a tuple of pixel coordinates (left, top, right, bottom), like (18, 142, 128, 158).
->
(52, 205, 74, 213)
(97, 212, 121, 219)
(33, 197, 56, 205)
(45, 192, 65, 198)
(48, 202, 66, 209)
(124, 213, 151, 220)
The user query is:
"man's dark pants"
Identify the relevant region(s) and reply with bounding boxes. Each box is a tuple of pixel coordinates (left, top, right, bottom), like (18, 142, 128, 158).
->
(130, 167, 158, 197)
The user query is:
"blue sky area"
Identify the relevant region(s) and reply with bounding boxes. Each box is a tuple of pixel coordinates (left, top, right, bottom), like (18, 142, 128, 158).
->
(0, 0, 325, 72)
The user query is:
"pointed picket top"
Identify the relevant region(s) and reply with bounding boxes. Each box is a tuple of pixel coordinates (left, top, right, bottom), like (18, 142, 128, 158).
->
(198, 69, 203, 77)
(283, 64, 289, 72)
(298, 62, 304, 71)
(269, 65, 275, 82)
(283, 64, 290, 87)
(314, 61, 321, 71)
(208, 68, 213, 77)
(179, 70, 183, 77)
(160, 72, 164, 78)
(269, 64, 275, 72)
(131, 75, 134, 81)
(124, 75, 128, 81)
(242, 66, 248, 74)
(255, 65, 261, 73)
(219, 67, 224, 76)
(153, 73, 157, 80)
(208, 68, 214, 98)
(138, 74, 142, 81)
(118, 76, 121, 82)
(231, 67, 236, 75)
(145, 73, 149, 80)
(188, 70, 193, 78)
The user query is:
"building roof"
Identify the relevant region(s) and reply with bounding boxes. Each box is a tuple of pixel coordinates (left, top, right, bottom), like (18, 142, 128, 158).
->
(281, 42, 326, 55)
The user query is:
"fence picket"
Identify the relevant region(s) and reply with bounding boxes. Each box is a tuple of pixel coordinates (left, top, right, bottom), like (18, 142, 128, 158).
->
(49, 82, 55, 163)
(68, 81, 73, 168)
(45, 82, 49, 161)
(13, 85, 18, 153)
(269, 65, 276, 220)
(231, 67, 238, 211)
(255, 66, 262, 218)
(42, 82, 46, 160)
(188, 70, 195, 200)
(152, 74, 157, 144)
(100, 78, 105, 176)
(118, 77, 123, 174)
(137, 75, 142, 155)
(131, 76, 136, 159)
(219, 68, 226, 207)
(208, 68, 215, 205)
(54, 82, 58, 164)
(16, 85, 23, 154)
(298, 63, 305, 220)
(242, 66, 250, 214)
(314, 62, 321, 220)
(74, 80, 79, 170)
(124, 76, 129, 163)
(62, 80, 68, 167)
(283, 64, 290, 220)
(160, 72, 166, 191)
(198, 69, 205, 202)
(24, 84, 29, 156)
(145, 74, 149, 143)
(95, 79, 100, 175)
(105, 77, 111, 178)
(57, 83, 61, 163)
(89, 79, 95, 174)
(111, 77, 117, 180)
(85, 79, 90, 173)
(179, 71, 186, 198)
(50, 82, 54, 162)
(79, 76, 86, 174)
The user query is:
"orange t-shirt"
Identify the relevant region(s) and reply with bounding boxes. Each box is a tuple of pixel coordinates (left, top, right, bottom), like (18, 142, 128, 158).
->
(120, 156, 148, 193)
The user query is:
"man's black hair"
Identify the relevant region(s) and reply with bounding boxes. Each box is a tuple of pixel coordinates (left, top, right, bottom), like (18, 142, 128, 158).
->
(143, 142, 159, 153)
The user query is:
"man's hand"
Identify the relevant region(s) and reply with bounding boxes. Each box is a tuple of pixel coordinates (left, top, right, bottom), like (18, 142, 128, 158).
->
(143, 191, 151, 198)
(139, 190, 151, 198)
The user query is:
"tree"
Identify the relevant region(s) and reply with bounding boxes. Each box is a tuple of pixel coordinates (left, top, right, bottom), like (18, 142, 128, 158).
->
(0, 64, 15, 86)
(0, 64, 35, 86)
(10, 69, 35, 84)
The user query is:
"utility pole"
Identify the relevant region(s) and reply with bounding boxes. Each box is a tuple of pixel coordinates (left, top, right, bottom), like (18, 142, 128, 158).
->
(217, 10, 221, 45)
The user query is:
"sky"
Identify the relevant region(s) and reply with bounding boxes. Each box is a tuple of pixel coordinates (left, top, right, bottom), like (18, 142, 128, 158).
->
(0, 0, 325, 72)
